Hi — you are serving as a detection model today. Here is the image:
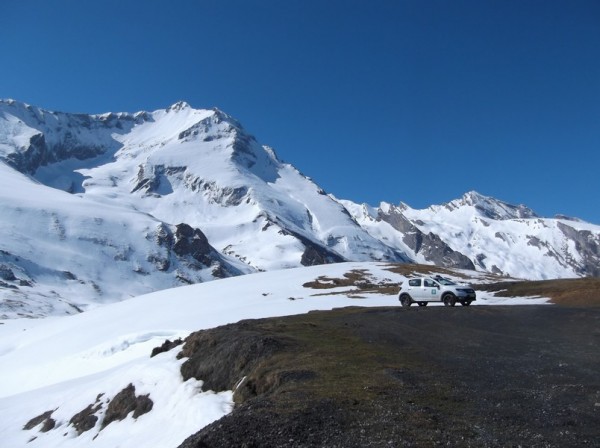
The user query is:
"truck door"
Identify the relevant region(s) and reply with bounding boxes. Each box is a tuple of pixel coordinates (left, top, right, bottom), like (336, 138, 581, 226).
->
(407, 278, 423, 299)
(423, 279, 440, 301)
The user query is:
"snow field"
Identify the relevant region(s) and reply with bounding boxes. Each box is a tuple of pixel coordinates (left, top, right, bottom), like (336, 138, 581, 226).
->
(0, 348, 233, 448)
(0, 262, 552, 448)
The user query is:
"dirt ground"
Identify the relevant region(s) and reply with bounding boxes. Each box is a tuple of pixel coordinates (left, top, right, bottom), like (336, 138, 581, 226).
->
(176, 305, 600, 448)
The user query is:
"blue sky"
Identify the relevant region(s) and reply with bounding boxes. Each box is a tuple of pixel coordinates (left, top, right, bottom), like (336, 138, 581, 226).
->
(1, 0, 599, 223)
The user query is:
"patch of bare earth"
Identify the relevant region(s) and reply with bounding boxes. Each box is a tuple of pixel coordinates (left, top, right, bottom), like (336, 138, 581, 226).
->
(302, 269, 401, 298)
(383, 262, 503, 282)
(176, 306, 600, 448)
(479, 277, 600, 307)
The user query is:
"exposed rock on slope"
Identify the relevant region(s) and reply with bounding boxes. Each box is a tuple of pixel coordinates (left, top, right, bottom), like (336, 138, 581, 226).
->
(23, 384, 153, 439)
(342, 191, 600, 279)
(1, 99, 600, 317)
(377, 204, 475, 270)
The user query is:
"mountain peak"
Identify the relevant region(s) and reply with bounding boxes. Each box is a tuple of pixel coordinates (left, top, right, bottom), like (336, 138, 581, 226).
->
(462, 190, 487, 204)
(448, 190, 538, 220)
(166, 101, 192, 112)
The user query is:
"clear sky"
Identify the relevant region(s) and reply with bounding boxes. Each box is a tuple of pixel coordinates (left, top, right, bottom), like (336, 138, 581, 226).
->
(1, 0, 599, 223)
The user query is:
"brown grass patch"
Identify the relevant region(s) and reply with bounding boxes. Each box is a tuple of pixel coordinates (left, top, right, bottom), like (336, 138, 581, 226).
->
(302, 269, 371, 290)
(480, 278, 600, 306)
(303, 269, 401, 297)
(383, 263, 503, 282)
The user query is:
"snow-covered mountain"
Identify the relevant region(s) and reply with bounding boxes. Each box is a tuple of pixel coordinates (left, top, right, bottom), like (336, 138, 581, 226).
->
(342, 191, 600, 280)
(0, 99, 406, 317)
(1, 99, 599, 317)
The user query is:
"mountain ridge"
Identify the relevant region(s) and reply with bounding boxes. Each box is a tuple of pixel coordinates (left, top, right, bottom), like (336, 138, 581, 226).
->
(1, 99, 599, 317)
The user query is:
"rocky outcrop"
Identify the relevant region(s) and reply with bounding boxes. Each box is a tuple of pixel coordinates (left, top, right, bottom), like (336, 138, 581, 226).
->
(0, 264, 17, 281)
(378, 209, 475, 270)
(23, 385, 153, 439)
(183, 176, 250, 206)
(150, 337, 184, 358)
(131, 164, 186, 196)
(173, 223, 214, 267)
(178, 321, 292, 403)
(23, 410, 56, 433)
(149, 222, 242, 279)
(101, 384, 153, 429)
(558, 222, 600, 277)
(70, 402, 102, 435)
(5, 127, 117, 175)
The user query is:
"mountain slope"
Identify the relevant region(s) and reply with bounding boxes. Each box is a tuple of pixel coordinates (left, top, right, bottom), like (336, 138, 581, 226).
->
(342, 191, 600, 279)
(0, 99, 406, 265)
(1, 99, 599, 318)
(0, 261, 559, 448)
(0, 161, 249, 318)
(0, 99, 407, 317)
(1, 262, 597, 448)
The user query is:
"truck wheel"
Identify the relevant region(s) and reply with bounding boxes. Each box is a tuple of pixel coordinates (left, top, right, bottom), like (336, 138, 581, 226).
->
(418, 302, 427, 307)
(443, 294, 456, 307)
(400, 294, 412, 308)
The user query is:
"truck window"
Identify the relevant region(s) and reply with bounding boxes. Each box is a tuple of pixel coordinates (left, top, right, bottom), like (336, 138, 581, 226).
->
(408, 279, 421, 287)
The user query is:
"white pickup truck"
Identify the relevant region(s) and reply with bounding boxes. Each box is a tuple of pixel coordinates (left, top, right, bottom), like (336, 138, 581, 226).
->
(398, 276, 476, 307)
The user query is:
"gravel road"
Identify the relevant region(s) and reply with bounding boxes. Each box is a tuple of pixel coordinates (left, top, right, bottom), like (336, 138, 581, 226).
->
(178, 305, 600, 448)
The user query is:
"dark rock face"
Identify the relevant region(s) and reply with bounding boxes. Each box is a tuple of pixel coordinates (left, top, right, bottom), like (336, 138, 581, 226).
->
(173, 223, 213, 267)
(131, 164, 159, 194)
(1, 103, 140, 176)
(300, 243, 345, 267)
(150, 337, 184, 358)
(0, 265, 17, 281)
(273, 226, 345, 267)
(101, 384, 153, 429)
(70, 402, 102, 435)
(131, 164, 185, 196)
(379, 209, 475, 270)
(300, 245, 329, 266)
(6, 131, 108, 175)
(23, 410, 56, 433)
(24, 386, 153, 439)
(178, 322, 292, 400)
(6, 133, 47, 173)
(184, 176, 250, 206)
(149, 222, 241, 279)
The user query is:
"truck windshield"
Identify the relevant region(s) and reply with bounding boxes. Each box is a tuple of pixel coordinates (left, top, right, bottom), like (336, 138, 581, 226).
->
(436, 278, 456, 285)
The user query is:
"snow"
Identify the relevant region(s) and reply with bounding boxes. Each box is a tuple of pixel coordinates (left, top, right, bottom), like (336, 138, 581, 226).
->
(343, 193, 600, 280)
(0, 261, 549, 448)
(399, 204, 576, 279)
(0, 99, 414, 318)
(2, 99, 598, 320)
(0, 98, 595, 445)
